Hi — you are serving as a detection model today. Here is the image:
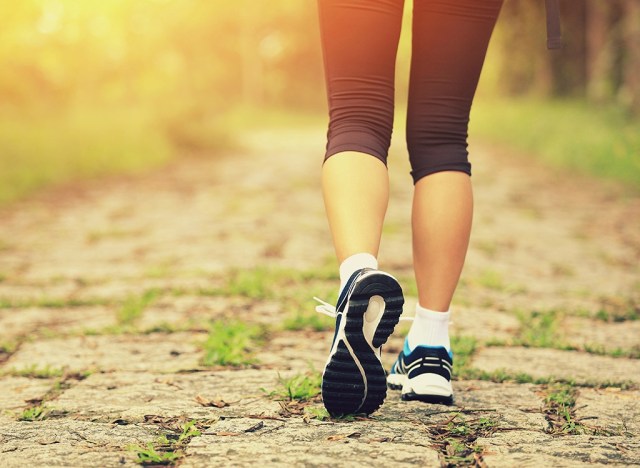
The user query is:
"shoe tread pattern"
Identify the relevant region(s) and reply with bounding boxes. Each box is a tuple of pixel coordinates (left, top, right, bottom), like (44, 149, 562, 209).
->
(326, 273, 404, 415)
(322, 341, 366, 415)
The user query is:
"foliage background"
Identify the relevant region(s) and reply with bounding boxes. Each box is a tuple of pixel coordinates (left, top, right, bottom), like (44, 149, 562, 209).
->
(0, 0, 638, 203)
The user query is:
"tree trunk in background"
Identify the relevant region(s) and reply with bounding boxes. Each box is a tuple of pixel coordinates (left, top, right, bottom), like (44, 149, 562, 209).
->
(621, 0, 640, 115)
(607, 1, 626, 105)
(556, 0, 587, 96)
(495, 0, 640, 114)
(496, 0, 552, 96)
(586, 1, 613, 103)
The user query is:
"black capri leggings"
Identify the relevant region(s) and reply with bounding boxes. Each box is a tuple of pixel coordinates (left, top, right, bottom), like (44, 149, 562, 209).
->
(318, 0, 503, 183)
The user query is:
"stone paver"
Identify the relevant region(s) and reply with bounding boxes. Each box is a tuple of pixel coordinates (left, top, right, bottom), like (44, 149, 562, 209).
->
(0, 126, 638, 466)
(0, 419, 159, 467)
(480, 453, 627, 468)
(0, 377, 55, 412)
(4, 333, 203, 374)
(0, 306, 115, 339)
(472, 347, 640, 385)
(561, 316, 640, 353)
(478, 432, 640, 467)
(53, 370, 282, 423)
(183, 418, 441, 468)
(575, 388, 640, 435)
(262, 330, 329, 371)
(449, 306, 521, 343)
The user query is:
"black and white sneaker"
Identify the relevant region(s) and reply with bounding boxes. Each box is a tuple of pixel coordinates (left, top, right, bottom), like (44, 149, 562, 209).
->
(314, 268, 404, 416)
(387, 339, 454, 405)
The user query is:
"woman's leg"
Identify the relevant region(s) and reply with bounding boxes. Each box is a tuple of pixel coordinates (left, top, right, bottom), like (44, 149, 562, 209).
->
(407, 0, 503, 314)
(412, 172, 473, 312)
(317, 0, 404, 264)
(317, 0, 406, 416)
(322, 153, 388, 263)
(386, 0, 503, 404)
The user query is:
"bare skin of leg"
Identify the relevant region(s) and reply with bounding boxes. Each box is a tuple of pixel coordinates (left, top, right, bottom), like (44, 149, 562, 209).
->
(322, 151, 389, 263)
(412, 171, 473, 312)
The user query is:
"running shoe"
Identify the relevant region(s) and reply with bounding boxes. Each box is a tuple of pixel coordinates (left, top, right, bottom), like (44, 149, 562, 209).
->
(314, 268, 404, 416)
(387, 339, 454, 404)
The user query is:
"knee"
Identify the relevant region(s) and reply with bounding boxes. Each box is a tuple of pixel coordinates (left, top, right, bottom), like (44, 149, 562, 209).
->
(406, 114, 472, 183)
(324, 81, 394, 164)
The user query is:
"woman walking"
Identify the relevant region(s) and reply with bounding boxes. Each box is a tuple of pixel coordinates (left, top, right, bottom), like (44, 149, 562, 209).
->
(315, 0, 504, 416)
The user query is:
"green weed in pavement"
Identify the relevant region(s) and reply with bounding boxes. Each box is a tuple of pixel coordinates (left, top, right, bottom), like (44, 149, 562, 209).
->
(18, 404, 50, 422)
(427, 413, 499, 467)
(129, 420, 202, 466)
(450, 335, 477, 376)
(268, 370, 322, 402)
(117, 289, 161, 326)
(200, 320, 263, 367)
(5, 364, 65, 379)
(541, 384, 614, 435)
(514, 310, 562, 349)
(304, 406, 330, 421)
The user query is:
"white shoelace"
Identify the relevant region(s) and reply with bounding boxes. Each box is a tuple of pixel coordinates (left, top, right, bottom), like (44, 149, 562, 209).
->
(313, 297, 338, 317)
(313, 296, 414, 321)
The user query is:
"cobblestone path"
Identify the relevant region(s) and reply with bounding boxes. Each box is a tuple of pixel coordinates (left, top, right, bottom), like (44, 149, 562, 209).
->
(0, 126, 638, 467)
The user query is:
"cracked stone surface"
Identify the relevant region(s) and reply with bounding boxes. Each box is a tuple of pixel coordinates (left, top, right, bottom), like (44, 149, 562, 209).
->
(0, 306, 116, 339)
(4, 333, 203, 373)
(53, 370, 283, 423)
(478, 432, 640, 467)
(560, 316, 640, 353)
(0, 127, 638, 466)
(183, 417, 441, 468)
(0, 419, 160, 467)
(0, 377, 56, 412)
(574, 388, 640, 435)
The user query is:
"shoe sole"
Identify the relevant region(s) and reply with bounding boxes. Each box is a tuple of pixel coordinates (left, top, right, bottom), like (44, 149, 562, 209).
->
(322, 273, 404, 416)
(386, 373, 405, 390)
(401, 391, 454, 405)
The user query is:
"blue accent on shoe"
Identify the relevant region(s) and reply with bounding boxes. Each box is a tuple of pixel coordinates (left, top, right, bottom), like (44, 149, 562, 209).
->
(388, 341, 454, 400)
(403, 339, 453, 360)
(403, 338, 412, 356)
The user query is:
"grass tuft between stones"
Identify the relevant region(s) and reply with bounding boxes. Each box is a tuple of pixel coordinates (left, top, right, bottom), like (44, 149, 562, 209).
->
(426, 413, 499, 467)
(4, 364, 65, 379)
(263, 370, 322, 402)
(541, 384, 619, 436)
(199, 319, 265, 367)
(261, 368, 328, 420)
(0, 296, 112, 310)
(116, 289, 162, 327)
(128, 420, 202, 466)
(19, 404, 50, 422)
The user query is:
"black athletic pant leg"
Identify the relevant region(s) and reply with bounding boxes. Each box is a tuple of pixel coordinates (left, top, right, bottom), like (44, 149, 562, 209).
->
(407, 0, 503, 182)
(317, 0, 404, 165)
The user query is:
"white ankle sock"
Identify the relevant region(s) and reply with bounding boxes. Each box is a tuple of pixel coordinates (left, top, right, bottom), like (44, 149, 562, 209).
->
(406, 303, 451, 352)
(338, 253, 378, 294)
